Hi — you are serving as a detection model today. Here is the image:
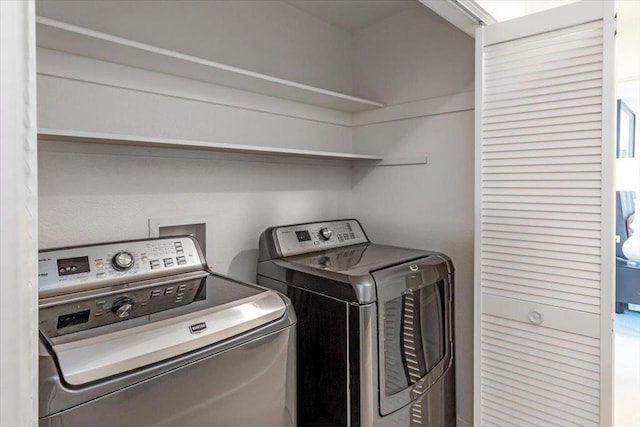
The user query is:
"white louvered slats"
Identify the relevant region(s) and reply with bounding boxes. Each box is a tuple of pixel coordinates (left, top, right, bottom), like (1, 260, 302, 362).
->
(481, 21, 604, 302)
(475, 2, 615, 426)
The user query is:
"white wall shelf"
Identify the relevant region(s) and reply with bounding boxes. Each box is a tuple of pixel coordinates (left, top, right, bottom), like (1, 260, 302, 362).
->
(36, 17, 385, 113)
(38, 129, 384, 162)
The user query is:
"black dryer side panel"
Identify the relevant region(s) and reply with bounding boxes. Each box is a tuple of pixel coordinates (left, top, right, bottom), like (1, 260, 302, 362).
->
(286, 286, 349, 427)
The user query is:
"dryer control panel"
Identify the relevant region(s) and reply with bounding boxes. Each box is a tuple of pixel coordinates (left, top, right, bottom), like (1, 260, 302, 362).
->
(38, 236, 204, 298)
(274, 219, 368, 257)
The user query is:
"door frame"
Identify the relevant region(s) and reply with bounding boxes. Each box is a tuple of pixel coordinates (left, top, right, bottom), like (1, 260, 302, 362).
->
(0, 0, 39, 426)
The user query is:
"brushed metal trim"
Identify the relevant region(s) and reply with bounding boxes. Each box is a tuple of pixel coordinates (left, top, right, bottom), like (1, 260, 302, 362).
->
(259, 218, 370, 260)
(358, 303, 376, 426)
(375, 258, 454, 416)
(39, 312, 296, 417)
(275, 220, 368, 258)
(346, 303, 351, 426)
(53, 290, 286, 385)
(38, 235, 206, 298)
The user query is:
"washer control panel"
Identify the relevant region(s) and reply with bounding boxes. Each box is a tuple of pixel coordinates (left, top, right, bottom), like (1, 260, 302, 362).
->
(38, 237, 203, 297)
(39, 276, 204, 337)
(274, 219, 368, 257)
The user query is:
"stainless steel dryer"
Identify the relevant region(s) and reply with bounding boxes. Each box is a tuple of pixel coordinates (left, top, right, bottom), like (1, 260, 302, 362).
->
(257, 219, 455, 427)
(39, 236, 296, 427)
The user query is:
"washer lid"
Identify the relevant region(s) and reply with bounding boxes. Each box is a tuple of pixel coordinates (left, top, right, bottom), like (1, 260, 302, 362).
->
(272, 243, 447, 303)
(283, 243, 436, 275)
(47, 275, 287, 386)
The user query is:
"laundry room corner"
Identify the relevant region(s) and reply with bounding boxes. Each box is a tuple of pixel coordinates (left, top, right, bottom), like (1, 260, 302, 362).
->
(348, 5, 476, 425)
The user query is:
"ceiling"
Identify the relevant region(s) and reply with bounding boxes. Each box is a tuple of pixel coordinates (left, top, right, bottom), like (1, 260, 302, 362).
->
(285, 0, 416, 34)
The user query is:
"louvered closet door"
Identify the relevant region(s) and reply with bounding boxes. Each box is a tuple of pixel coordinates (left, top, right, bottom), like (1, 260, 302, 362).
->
(475, 2, 616, 426)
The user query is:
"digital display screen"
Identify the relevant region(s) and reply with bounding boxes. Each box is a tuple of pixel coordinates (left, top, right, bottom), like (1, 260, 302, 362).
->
(296, 230, 312, 242)
(57, 256, 90, 276)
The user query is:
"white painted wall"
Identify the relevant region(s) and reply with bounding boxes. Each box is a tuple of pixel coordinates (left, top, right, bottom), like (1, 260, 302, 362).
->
(38, 73, 352, 152)
(38, 147, 352, 281)
(349, 111, 475, 427)
(37, 48, 355, 283)
(353, 2, 475, 105)
(36, 50, 357, 276)
(36, 0, 354, 95)
(36, 48, 353, 127)
(350, 7, 475, 426)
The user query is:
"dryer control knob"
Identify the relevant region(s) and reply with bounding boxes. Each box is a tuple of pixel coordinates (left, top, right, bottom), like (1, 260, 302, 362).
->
(319, 228, 333, 241)
(112, 297, 135, 318)
(112, 251, 134, 271)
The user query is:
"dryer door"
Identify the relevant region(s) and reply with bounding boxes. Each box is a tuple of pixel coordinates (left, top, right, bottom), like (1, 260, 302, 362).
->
(373, 256, 453, 416)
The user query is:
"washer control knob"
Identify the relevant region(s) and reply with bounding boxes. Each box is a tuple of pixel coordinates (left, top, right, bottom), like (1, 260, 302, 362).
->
(112, 297, 135, 318)
(112, 251, 134, 271)
(318, 228, 333, 241)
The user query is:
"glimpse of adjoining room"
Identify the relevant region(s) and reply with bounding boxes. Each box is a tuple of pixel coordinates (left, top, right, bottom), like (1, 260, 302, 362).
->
(614, 80, 640, 427)
(613, 2, 640, 424)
